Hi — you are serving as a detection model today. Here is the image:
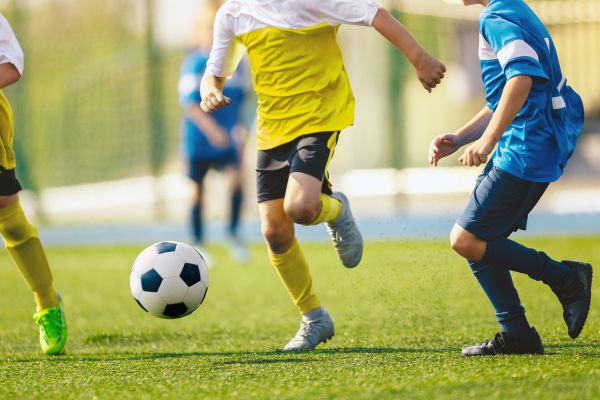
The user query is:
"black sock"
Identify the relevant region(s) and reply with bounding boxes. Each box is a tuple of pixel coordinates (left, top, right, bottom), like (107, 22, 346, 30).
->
(229, 187, 243, 238)
(482, 238, 570, 287)
(191, 203, 203, 244)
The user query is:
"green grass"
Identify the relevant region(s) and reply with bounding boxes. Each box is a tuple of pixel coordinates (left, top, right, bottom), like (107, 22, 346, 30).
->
(1, 237, 599, 399)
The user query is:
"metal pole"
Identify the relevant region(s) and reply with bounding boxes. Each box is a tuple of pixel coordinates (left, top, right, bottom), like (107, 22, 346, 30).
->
(145, 0, 167, 220)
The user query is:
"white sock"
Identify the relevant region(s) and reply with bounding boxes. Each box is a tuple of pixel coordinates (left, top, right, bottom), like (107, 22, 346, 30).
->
(302, 306, 325, 322)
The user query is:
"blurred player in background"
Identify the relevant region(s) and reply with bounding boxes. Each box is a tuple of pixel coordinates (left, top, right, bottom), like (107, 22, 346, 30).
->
(201, 0, 445, 351)
(178, 0, 252, 262)
(0, 12, 67, 355)
(429, 0, 591, 356)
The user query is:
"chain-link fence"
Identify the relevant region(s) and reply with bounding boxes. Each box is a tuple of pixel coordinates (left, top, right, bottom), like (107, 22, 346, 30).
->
(2, 0, 182, 191)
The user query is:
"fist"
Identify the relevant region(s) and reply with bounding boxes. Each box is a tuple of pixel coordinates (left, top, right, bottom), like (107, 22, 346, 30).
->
(200, 91, 232, 113)
(415, 52, 446, 93)
(458, 138, 495, 167)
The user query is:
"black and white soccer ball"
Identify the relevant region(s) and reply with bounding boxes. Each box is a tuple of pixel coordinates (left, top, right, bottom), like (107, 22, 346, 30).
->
(130, 241, 209, 319)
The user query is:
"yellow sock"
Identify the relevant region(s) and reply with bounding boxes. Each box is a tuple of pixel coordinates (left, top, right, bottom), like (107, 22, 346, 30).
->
(269, 238, 321, 314)
(310, 194, 342, 226)
(0, 201, 58, 310)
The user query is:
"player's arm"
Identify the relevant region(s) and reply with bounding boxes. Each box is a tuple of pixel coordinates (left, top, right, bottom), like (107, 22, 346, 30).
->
(200, 4, 244, 114)
(0, 62, 21, 89)
(458, 75, 532, 166)
(185, 103, 229, 148)
(428, 106, 493, 166)
(371, 9, 446, 92)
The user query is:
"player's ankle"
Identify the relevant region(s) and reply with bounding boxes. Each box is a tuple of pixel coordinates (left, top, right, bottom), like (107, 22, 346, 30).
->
(302, 306, 326, 322)
(34, 287, 59, 310)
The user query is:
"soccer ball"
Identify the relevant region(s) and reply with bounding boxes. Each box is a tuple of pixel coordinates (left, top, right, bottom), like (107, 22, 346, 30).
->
(130, 241, 209, 319)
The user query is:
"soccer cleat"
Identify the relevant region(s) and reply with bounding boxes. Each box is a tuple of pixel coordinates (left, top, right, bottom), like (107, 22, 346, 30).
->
(283, 309, 334, 352)
(461, 327, 544, 357)
(33, 294, 67, 355)
(551, 260, 593, 339)
(325, 192, 363, 268)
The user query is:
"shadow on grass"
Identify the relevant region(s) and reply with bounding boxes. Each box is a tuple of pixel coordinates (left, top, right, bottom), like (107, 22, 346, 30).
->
(4, 346, 457, 364)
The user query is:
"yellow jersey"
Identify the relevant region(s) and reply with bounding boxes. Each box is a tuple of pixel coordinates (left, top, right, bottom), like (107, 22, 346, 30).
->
(0, 12, 24, 170)
(206, 0, 380, 150)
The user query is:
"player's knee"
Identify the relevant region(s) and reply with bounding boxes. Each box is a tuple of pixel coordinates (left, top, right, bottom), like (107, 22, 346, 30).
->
(262, 223, 294, 253)
(450, 226, 473, 258)
(284, 199, 319, 225)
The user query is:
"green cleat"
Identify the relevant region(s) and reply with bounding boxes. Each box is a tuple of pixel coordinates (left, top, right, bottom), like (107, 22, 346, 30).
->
(33, 295, 67, 355)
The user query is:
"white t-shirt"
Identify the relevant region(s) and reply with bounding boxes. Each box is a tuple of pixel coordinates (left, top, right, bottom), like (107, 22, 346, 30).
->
(206, 0, 381, 77)
(0, 13, 24, 75)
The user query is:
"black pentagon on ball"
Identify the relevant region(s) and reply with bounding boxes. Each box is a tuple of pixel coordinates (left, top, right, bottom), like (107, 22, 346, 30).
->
(180, 263, 201, 286)
(140, 269, 163, 292)
(163, 303, 189, 318)
(154, 241, 177, 254)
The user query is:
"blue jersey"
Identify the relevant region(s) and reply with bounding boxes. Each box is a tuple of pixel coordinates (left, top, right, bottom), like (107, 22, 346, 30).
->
(478, 0, 584, 182)
(178, 49, 248, 160)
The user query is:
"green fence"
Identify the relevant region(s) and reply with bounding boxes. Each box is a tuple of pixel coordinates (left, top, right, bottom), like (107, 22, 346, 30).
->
(3, 0, 181, 191)
(2, 0, 599, 188)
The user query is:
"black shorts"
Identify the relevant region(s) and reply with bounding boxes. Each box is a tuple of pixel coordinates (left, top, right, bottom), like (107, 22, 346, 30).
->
(456, 161, 549, 241)
(256, 131, 339, 203)
(0, 166, 22, 196)
(188, 148, 240, 183)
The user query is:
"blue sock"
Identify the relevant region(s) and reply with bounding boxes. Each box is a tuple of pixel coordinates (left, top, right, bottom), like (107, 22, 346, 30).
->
(482, 238, 570, 287)
(191, 203, 203, 244)
(468, 260, 531, 336)
(229, 188, 243, 238)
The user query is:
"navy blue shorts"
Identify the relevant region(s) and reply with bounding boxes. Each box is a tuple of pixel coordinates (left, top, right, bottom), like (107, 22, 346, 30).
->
(456, 161, 549, 241)
(187, 148, 239, 183)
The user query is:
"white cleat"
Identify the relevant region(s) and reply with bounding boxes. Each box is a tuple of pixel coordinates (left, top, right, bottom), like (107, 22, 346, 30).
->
(326, 192, 363, 268)
(283, 309, 334, 352)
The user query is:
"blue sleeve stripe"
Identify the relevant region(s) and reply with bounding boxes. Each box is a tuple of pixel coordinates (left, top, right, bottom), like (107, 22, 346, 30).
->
(497, 39, 539, 68)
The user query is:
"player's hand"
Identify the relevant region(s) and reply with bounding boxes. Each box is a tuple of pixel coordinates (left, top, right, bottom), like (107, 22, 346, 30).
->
(200, 90, 231, 113)
(206, 128, 230, 149)
(458, 136, 496, 167)
(414, 52, 446, 93)
(428, 133, 460, 166)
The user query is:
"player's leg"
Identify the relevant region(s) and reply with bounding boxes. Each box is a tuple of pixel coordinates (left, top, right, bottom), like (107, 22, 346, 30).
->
(284, 131, 363, 268)
(259, 198, 333, 352)
(257, 149, 332, 351)
(0, 188, 67, 355)
(453, 223, 592, 340)
(452, 165, 590, 356)
(222, 147, 248, 262)
(450, 163, 541, 355)
(188, 159, 210, 251)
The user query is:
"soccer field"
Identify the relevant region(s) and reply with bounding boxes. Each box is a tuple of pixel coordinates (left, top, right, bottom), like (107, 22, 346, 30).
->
(0, 237, 599, 399)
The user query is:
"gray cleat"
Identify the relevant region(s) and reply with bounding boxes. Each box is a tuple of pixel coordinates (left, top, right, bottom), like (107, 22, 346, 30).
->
(326, 192, 363, 268)
(283, 309, 334, 352)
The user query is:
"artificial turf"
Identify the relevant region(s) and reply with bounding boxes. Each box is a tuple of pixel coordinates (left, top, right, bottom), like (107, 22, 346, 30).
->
(0, 236, 599, 399)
